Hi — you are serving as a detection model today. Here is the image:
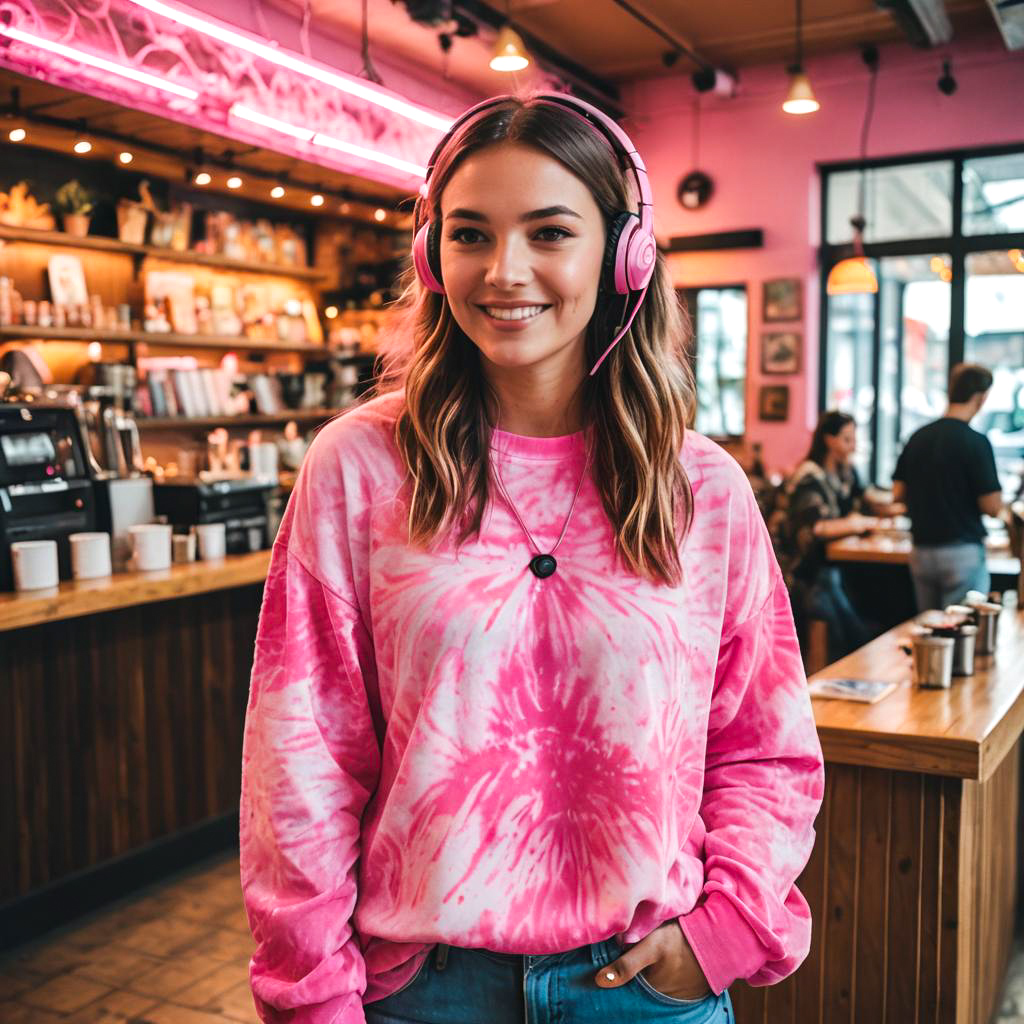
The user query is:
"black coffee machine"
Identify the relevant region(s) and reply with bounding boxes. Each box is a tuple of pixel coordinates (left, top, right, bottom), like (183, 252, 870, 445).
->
(152, 477, 276, 553)
(0, 403, 97, 590)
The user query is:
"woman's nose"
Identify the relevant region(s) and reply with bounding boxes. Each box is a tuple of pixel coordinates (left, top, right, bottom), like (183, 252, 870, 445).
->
(484, 236, 531, 289)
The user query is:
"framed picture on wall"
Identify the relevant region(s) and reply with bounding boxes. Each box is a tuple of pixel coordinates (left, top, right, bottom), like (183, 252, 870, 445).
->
(758, 384, 790, 422)
(761, 330, 802, 374)
(762, 277, 802, 322)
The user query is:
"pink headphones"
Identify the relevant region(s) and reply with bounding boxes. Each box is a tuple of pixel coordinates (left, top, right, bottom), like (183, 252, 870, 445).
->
(411, 93, 657, 375)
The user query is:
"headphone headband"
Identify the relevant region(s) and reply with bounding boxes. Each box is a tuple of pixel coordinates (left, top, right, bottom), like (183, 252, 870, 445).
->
(413, 92, 657, 375)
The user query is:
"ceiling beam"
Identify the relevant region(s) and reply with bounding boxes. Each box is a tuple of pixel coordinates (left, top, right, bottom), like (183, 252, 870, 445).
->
(875, 0, 953, 46)
(608, 0, 717, 72)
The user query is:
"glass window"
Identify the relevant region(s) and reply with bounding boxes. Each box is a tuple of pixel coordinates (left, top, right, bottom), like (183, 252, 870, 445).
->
(679, 287, 747, 437)
(826, 161, 953, 245)
(963, 153, 1024, 236)
(823, 256, 950, 484)
(823, 290, 875, 483)
(965, 250, 1024, 498)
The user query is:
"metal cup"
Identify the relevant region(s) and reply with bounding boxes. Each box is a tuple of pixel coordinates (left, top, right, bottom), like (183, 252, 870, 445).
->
(973, 603, 1001, 656)
(911, 634, 955, 689)
(951, 624, 978, 676)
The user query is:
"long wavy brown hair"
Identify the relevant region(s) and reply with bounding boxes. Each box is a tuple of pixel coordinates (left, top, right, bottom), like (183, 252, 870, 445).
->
(374, 95, 696, 586)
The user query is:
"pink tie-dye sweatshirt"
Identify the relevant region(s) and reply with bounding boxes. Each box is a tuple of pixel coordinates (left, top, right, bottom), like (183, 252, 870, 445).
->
(240, 390, 824, 1023)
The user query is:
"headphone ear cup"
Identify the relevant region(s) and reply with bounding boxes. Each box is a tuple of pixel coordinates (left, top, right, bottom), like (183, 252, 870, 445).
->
(602, 213, 636, 295)
(412, 221, 445, 293)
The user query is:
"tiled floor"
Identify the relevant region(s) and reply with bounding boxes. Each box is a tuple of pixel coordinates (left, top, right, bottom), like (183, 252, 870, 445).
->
(4, 854, 1024, 1023)
(0, 853, 257, 1023)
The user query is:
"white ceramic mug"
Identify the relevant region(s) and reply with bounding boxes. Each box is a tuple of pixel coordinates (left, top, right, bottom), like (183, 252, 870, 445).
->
(69, 532, 112, 580)
(196, 522, 227, 561)
(11, 539, 59, 591)
(129, 523, 172, 571)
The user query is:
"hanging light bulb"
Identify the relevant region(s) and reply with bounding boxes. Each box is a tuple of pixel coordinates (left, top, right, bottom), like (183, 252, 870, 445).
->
(227, 175, 243, 189)
(490, 26, 530, 72)
(73, 137, 93, 154)
(782, 0, 818, 115)
(271, 185, 285, 199)
(827, 48, 880, 295)
(374, 208, 387, 222)
(194, 170, 212, 186)
(118, 151, 134, 164)
(8, 127, 26, 142)
(310, 193, 325, 207)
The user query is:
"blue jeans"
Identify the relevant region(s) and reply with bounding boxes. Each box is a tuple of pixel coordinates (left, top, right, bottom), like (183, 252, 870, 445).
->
(804, 566, 872, 662)
(364, 938, 734, 1024)
(909, 542, 990, 612)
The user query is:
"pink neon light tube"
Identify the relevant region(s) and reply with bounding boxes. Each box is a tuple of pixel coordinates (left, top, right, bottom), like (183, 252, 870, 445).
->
(127, 0, 454, 133)
(0, 24, 199, 100)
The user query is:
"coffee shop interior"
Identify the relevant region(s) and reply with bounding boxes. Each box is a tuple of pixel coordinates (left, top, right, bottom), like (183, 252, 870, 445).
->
(0, 0, 1023, 1021)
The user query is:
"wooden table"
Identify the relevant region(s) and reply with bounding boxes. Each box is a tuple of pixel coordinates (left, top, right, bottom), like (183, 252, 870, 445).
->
(827, 532, 1020, 577)
(731, 605, 1024, 1024)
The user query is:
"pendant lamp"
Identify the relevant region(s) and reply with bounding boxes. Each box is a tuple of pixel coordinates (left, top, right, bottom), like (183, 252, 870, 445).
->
(490, 26, 530, 72)
(783, 0, 819, 114)
(827, 47, 880, 296)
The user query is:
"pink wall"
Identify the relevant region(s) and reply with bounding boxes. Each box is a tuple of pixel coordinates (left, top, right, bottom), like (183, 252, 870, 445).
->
(624, 28, 1024, 473)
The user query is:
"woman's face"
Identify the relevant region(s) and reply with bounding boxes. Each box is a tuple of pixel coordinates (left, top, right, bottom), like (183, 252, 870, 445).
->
(826, 422, 858, 463)
(437, 142, 607, 376)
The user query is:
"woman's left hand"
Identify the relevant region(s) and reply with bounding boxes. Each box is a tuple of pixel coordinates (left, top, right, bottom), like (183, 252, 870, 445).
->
(593, 922, 712, 1001)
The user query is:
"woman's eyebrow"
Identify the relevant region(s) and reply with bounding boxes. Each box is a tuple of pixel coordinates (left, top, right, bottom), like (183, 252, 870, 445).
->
(444, 205, 583, 222)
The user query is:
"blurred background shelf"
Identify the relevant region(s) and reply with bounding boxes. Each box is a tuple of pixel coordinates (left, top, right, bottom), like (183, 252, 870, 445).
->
(0, 324, 326, 353)
(137, 409, 339, 429)
(0, 224, 327, 281)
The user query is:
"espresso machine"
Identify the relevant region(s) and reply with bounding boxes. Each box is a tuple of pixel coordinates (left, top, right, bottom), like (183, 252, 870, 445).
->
(0, 403, 97, 589)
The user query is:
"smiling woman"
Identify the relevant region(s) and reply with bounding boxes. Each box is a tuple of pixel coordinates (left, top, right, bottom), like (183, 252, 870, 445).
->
(239, 93, 824, 1024)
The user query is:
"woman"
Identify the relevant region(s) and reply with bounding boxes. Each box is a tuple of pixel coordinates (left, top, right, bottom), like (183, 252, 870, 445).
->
(240, 93, 823, 1024)
(781, 411, 880, 661)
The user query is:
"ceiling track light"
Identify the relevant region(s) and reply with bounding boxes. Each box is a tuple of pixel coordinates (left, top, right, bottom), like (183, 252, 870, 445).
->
(783, 0, 819, 115)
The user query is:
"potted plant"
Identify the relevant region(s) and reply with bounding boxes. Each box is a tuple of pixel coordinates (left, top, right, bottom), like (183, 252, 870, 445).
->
(55, 180, 96, 238)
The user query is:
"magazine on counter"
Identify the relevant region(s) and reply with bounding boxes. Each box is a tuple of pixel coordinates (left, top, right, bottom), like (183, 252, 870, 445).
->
(808, 677, 899, 704)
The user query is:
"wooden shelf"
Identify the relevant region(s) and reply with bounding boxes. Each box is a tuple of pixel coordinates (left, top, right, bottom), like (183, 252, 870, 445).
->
(0, 224, 327, 281)
(138, 409, 339, 429)
(0, 549, 271, 632)
(0, 324, 326, 354)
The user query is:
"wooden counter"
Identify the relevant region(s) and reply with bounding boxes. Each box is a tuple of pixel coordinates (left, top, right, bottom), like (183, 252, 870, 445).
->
(0, 550, 272, 632)
(1, 550, 271, 946)
(732, 606, 1024, 1024)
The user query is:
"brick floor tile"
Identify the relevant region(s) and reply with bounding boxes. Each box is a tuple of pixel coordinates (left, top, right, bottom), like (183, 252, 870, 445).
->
(134, 1002, 233, 1024)
(124, 957, 223, 1000)
(213, 901, 252, 937)
(114, 917, 210, 958)
(19, 972, 113, 1014)
(172, 961, 249, 1011)
(188, 928, 254, 964)
(64, 988, 160, 1023)
(71, 945, 165, 987)
(2, 1003, 65, 1023)
(215, 981, 259, 1023)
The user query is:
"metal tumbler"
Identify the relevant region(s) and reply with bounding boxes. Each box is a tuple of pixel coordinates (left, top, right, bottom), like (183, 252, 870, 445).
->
(911, 634, 955, 689)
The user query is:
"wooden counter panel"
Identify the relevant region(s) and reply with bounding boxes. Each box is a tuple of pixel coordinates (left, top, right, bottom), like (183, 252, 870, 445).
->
(0, 550, 271, 632)
(729, 749, 1018, 1024)
(0, 584, 263, 902)
(810, 608, 1024, 779)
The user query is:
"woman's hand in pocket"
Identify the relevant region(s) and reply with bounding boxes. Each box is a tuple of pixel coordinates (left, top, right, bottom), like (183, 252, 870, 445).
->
(593, 921, 712, 1001)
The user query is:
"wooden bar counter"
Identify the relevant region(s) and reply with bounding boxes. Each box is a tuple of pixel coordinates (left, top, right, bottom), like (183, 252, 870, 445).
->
(1, 552, 271, 945)
(731, 604, 1024, 1024)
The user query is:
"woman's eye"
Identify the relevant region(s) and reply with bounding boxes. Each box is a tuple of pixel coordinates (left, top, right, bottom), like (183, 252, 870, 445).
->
(450, 227, 486, 244)
(534, 226, 572, 242)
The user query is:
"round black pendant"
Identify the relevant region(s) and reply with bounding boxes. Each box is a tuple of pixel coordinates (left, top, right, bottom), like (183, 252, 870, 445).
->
(530, 554, 557, 579)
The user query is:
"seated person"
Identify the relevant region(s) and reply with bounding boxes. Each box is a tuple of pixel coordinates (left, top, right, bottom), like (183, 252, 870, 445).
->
(780, 411, 882, 662)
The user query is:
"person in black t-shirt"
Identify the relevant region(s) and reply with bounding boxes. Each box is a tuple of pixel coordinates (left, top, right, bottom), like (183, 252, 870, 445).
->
(892, 363, 1003, 611)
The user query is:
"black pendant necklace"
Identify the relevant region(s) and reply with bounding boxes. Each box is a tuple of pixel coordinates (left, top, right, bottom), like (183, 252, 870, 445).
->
(492, 438, 592, 579)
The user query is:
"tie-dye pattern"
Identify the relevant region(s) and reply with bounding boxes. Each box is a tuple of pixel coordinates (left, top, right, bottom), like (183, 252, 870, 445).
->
(240, 391, 824, 1022)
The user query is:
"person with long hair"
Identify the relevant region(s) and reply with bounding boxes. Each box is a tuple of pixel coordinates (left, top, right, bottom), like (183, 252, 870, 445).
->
(780, 411, 880, 660)
(239, 93, 823, 1024)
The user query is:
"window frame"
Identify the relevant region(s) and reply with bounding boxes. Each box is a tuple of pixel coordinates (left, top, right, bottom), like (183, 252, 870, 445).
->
(678, 283, 749, 440)
(818, 141, 1024, 483)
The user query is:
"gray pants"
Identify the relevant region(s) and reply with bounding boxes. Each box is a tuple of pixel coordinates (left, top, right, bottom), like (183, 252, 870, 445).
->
(909, 541, 989, 612)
